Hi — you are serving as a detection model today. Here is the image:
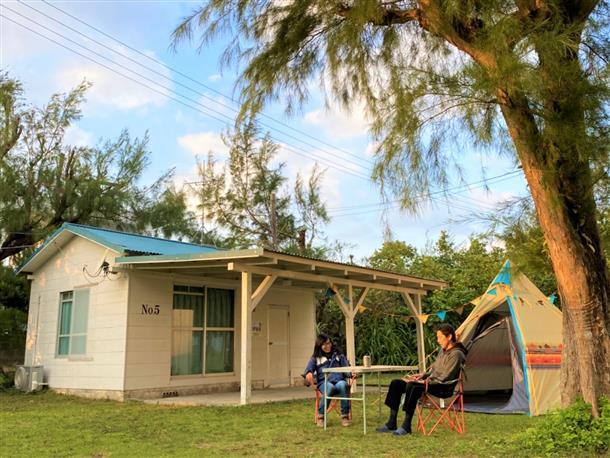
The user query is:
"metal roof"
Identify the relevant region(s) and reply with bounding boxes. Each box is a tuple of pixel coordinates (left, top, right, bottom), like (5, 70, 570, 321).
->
(115, 247, 447, 293)
(19, 224, 447, 293)
(17, 223, 222, 273)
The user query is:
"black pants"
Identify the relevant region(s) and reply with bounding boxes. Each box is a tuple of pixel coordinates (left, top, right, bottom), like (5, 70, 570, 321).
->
(384, 379, 454, 416)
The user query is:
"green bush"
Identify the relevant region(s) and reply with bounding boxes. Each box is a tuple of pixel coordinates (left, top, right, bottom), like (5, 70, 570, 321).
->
(515, 397, 610, 455)
(0, 368, 15, 391)
(0, 308, 27, 366)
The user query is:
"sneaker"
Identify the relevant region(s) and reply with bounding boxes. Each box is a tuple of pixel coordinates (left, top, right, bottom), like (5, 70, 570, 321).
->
(316, 417, 324, 427)
(392, 426, 412, 436)
(376, 424, 396, 433)
(341, 417, 351, 427)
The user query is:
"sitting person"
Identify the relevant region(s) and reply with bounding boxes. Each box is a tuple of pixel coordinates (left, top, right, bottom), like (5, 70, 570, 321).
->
(377, 324, 467, 436)
(304, 334, 353, 427)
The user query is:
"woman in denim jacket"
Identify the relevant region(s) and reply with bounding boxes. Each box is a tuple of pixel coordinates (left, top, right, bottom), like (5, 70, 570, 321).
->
(304, 334, 352, 427)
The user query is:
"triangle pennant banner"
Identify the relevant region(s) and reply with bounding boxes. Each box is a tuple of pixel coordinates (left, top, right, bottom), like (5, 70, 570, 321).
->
(436, 311, 447, 321)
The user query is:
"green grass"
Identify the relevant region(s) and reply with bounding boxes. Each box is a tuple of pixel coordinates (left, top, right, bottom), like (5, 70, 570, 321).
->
(0, 390, 594, 457)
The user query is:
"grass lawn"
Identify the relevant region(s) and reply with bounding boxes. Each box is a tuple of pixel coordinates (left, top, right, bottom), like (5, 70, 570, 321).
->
(0, 389, 581, 457)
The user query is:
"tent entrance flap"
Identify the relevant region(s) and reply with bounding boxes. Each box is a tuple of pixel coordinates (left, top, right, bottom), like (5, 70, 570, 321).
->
(457, 261, 562, 416)
(462, 315, 529, 414)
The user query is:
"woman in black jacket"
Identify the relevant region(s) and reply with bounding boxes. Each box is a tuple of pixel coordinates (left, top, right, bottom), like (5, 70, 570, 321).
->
(377, 324, 467, 436)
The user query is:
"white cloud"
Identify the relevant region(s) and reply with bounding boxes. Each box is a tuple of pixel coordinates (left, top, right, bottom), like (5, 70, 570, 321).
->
(55, 59, 170, 110)
(303, 102, 370, 140)
(208, 74, 221, 82)
(177, 131, 228, 158)
(64, 125, 93, 147)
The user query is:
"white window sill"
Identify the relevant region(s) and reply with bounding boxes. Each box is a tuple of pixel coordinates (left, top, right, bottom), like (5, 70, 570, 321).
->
(170, 372, 235, 380)
(67, 356, 94, 362)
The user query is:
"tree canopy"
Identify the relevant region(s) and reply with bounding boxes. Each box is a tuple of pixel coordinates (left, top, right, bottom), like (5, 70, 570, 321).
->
(192, 121, 331, 255)
(0, 73, 196, 262)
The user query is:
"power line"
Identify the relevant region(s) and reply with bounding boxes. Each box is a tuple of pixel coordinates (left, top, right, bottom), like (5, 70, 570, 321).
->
(35, 0, 377, 169)
(326, 170, 521, 214)
(2, 10, 371, 181)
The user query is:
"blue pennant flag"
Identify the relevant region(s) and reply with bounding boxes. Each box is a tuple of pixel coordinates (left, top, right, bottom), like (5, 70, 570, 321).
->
(436, 311, 447, 321)
(324, 288, 336, 298)
(549, 293, 556, 305)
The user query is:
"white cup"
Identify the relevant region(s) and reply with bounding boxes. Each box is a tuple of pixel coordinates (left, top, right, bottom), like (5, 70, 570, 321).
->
(363, 355, 371, 367)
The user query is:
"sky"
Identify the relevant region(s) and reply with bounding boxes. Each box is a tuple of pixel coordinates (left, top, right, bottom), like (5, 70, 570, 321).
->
(1, 0, 528, 261)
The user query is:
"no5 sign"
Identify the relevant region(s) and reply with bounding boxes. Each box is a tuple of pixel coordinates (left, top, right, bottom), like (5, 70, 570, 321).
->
(141, 304, 160, 315)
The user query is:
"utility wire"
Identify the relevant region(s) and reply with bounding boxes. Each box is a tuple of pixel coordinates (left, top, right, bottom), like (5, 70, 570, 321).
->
(36, 0, 376, 169)
(326, 170, 521, 213)
(329, 173, 521, 218)
(2, 10, 371, 181)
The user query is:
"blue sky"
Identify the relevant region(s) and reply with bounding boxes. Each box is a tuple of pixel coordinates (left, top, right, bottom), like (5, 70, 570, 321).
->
(1, 0, 527, 260)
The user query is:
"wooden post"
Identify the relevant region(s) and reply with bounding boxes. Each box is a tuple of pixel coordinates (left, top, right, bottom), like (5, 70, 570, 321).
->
(240, 271, 252, 405)
(401, 292, 427, 373)
(345, 285, 355, 365)
(415, 294, 426, 372)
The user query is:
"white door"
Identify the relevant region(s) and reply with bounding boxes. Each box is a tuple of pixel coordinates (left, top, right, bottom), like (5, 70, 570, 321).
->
(267, 305, 290, 387)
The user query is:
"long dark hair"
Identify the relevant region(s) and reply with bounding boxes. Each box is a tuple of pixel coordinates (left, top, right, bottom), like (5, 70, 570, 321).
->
(312, 334, 333, 358)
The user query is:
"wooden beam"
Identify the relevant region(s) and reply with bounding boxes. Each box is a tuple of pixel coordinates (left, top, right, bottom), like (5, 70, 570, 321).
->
(228, 262, 425, 295)
(401, 292, 426, 373)
(415, 294, 427, 372)
(345, 284, 355, 366)
(400, 292, 419, 318)
(240, 271, 252, 405)
(251, 275, 276, 311)
(330, 284, 351, 317)
(263, 251, 447, 289)
(354, 287, 370, 313)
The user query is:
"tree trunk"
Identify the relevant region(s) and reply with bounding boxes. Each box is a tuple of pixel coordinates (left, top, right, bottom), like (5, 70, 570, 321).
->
(498, 91, 610, 417)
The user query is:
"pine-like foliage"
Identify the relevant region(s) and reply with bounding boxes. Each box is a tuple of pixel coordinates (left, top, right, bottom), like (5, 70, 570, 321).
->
(194, 121, 330, 254)
(173, 0, 608, 207)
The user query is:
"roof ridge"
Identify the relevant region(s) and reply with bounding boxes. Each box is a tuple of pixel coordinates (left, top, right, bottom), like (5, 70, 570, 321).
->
(63, 222, 224, 250)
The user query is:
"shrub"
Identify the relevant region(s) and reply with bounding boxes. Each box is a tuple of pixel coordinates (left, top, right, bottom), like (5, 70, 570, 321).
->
(515, 397, 610, 455)
(0, 367, 16, 391)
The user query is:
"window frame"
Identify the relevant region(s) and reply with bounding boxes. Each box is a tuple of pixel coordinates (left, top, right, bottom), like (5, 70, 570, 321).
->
(55, 289, 89, 358)
(171, 284, 236, 377)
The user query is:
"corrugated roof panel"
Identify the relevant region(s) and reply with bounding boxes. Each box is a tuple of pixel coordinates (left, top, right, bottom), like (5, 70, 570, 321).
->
(65, 223, 223, 256)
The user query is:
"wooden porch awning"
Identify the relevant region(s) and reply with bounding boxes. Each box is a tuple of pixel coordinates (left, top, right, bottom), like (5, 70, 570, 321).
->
(115, 247, 447, 404)
(115, 247, 446, 292)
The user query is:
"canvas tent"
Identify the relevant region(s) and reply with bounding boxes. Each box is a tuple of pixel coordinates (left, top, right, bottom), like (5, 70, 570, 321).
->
(457, 261, 563, 416)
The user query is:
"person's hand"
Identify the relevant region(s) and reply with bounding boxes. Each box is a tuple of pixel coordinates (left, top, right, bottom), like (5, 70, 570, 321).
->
(403, 373, 422, 382)
(305, 372, 315, 387)
(351, 372, 358, 379)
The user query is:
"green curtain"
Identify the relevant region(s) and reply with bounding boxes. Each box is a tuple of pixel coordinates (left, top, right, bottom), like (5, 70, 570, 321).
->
(207, 288, 234, 327)
(205, 331, 234, 373)
(173, 293, 204, 327)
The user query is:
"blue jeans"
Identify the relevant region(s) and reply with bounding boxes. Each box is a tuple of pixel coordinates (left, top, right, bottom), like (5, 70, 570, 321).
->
(318, 380, 350, 416)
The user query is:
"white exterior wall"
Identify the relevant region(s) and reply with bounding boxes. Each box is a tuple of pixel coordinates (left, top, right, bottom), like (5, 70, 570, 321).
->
(24, 236, 129, 393)
(124, 272, 316, 393)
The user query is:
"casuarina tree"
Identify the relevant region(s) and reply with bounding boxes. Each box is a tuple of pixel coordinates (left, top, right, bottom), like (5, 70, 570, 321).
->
(0, 74, 197, 262)
(172, 1, 610, 414)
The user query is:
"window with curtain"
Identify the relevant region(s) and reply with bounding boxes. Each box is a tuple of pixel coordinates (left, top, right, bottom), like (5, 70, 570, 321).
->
(56, 289, 90, 356)
(171, 285, 234, 376)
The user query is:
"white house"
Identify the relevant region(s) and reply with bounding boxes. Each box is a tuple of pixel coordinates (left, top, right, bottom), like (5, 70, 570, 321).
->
(18, 223, 445, 403)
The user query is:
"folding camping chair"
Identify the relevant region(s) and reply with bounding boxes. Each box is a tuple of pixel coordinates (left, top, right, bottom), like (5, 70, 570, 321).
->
(415, 370, 466, 435)
(312, 375, 356, 423)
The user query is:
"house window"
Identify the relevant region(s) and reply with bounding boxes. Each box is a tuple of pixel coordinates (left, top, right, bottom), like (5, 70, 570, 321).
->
(57, 289, 90, 356)
(171, 286, 234, 376)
